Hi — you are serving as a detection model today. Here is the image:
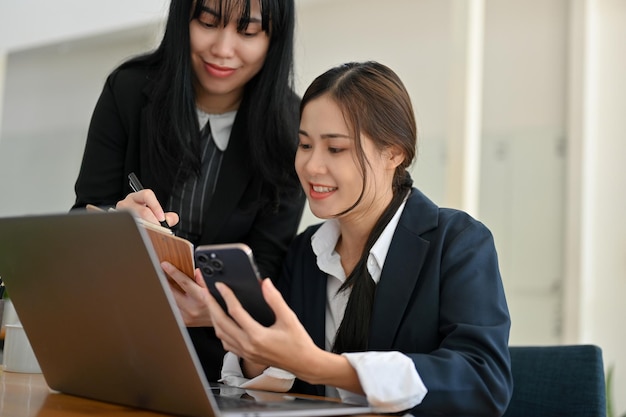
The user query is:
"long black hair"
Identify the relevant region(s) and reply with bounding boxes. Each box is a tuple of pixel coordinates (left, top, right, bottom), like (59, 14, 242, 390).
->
(120, 0, 299, 198)
(300, 61, 417, 353)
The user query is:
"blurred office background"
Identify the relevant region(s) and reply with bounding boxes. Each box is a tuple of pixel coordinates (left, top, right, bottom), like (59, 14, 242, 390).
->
(0, 0, 624, 412)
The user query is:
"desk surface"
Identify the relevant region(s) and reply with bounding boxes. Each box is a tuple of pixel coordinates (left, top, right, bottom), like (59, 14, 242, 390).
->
(0, 369, 380, 417)
(0, 369, 169, 416)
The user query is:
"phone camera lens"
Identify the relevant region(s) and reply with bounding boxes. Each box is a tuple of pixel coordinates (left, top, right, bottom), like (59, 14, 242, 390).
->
(210, 258, 224, 271)
(202, 266, 214, 277)
(197, 253, 209, 264)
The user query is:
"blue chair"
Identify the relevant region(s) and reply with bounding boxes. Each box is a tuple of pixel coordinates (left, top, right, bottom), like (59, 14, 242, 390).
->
(503, 345, 606, 417)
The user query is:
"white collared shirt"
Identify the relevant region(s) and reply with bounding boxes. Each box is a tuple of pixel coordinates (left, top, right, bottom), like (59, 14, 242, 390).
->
(312, 199, 407, 348)
(197, 109, 237, 152)
(311, 199, 427, 412)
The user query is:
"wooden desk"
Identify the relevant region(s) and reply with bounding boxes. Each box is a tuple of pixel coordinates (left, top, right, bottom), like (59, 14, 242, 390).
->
(0, 369, 380, 417)
(0, 369, 189, 417)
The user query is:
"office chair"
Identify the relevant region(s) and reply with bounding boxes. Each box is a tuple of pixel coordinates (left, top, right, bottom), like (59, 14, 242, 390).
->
(503, 344, 606, 417)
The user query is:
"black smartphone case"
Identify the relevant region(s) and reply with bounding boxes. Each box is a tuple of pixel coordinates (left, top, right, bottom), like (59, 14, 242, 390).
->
(195, 244, 275, 327)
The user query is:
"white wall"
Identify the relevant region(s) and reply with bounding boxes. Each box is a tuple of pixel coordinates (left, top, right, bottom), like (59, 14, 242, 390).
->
(0, 1, 167, 214)
(0, 25, 160, 216)
(0, 1, 168, 53)
(295, 0, 451, 229)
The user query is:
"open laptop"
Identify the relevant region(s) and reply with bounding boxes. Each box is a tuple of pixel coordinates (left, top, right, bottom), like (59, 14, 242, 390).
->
(0, 210, 372, 417)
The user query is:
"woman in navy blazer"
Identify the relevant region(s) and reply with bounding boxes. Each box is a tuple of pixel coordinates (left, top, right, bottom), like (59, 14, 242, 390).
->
(72, 0, 304, 381)
(169, 61, 513, 415)
(278, 187, 513, 415)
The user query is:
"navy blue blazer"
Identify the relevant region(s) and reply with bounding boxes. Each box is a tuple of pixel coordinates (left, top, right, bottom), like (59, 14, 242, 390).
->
(279, 188, 513, 416)
(72, 64, 304, 381)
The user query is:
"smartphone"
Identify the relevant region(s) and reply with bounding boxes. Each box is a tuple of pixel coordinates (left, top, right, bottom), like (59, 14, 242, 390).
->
(194, 243, 275, 327)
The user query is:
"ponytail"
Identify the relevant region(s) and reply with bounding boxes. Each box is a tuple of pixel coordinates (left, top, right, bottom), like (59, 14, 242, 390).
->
(332, 172, 413, 353)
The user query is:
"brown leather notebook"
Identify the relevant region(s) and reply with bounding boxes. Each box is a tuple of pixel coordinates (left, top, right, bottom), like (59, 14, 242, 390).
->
(86, 205, 194, 277)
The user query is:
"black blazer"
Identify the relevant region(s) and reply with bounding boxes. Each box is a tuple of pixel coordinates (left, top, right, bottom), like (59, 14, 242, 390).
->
(279, 188, 513, 416)
(73, 64, 304, 380)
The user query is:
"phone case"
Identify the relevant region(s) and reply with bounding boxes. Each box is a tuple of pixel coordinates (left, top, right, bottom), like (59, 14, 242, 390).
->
(86, 204, 194, 277)
(195, 243, 275, 327)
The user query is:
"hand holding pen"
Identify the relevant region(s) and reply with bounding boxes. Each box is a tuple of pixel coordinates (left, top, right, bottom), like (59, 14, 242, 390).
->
(115, 172, 178, 230)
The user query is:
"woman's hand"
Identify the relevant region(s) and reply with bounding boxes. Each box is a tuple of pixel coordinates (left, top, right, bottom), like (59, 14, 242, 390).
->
(162, 262, 213, 327)
(207, 278, 323, 379)
(116, 189, 179, 227)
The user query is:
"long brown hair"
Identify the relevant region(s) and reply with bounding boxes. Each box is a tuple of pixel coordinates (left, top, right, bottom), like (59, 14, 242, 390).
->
(300, 61, 417, 353)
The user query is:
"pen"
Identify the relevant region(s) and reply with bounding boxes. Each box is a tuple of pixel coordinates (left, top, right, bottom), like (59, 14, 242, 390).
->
(128, 172, 172, 230)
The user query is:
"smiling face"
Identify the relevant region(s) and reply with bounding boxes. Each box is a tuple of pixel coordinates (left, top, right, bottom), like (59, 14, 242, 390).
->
(295, 94, 400, 224)
(189, 0, 270, 113)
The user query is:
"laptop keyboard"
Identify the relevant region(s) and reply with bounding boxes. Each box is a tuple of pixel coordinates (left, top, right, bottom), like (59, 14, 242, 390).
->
(214, 394, 272, 410)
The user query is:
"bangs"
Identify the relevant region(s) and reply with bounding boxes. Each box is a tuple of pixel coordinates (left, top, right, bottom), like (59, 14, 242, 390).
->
(192, 0, 271, 33)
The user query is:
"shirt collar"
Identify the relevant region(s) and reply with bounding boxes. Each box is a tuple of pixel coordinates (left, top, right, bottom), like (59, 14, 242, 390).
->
(196, 109, 237, 152)
(311, 198, 408, 284)
(370, 198, 407, 277)
(311, 219, 346, 281)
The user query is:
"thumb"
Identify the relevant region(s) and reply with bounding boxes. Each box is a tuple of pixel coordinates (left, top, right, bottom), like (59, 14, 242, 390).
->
(165, 212, 180, 227)
(194, 268, 208, 288)
(260, 278, 288, 314)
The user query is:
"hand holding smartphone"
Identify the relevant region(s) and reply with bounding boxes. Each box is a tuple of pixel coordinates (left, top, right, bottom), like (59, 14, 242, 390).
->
(194, 243, 275, 327)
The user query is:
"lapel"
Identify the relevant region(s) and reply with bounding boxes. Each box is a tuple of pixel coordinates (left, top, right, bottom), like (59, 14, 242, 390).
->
(298, 240, 331, 398)
(303, 267, 329, 351)
(289, 228, 329, 351)
(368, 188, 439, 350)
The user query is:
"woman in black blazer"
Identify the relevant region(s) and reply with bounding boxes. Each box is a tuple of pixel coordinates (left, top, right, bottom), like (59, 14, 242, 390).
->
(172, 61, 513, 415)
(72, 0, 304, 381)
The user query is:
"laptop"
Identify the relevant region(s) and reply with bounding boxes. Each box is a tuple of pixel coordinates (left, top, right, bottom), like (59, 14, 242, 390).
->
(0, 210, 372, 417)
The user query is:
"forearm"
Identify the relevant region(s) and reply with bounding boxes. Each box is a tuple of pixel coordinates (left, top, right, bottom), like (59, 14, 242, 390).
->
(241, 359, 268, 379)
(293, 349, 364, 396)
